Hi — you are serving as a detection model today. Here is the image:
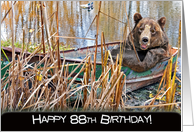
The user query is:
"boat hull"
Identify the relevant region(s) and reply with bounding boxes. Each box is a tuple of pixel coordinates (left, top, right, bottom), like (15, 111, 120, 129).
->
(59, 42, 178, 92)
(1, 42, 178, 92)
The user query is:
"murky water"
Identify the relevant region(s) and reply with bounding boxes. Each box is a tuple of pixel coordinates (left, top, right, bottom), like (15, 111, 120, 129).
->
(1, 1, 181, 49)
(1, 1, 182, 74)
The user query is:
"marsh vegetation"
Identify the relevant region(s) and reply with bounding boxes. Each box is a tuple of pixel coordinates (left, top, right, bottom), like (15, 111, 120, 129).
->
(1, 1, 181, 112)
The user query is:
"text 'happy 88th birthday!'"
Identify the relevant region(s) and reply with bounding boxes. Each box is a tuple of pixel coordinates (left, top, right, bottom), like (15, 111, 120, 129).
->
(32, 114, 152, 125)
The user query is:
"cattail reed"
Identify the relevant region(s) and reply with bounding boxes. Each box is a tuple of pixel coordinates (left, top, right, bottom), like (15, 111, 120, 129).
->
(39, 1, 46, 55)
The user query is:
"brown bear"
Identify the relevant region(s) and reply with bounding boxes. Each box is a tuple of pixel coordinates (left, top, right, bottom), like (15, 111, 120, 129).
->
(111, 13, 170, 72)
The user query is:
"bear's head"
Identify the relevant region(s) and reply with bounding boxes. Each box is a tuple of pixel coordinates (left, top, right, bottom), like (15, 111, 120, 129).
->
(131, 13, 168, 50)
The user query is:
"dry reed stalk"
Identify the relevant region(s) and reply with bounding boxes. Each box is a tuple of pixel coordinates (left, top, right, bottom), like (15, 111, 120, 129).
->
(33, 86, 47, 110)
(165, 56, 173, 110)
(18, 55, 24, 93)
(20, 81, 43, 111)
(89, 70, 95, 109)
(50, 84, 89, 110)
(120, 96, 125, 110)
(123, 2, 140, 62)
(145, 84, 167, 111)
(2, 92, 7, 111)
(93, 1, 102, 82)
(10, 1, 15, 111)
(83, 66, 112, 110)
(110, 22, 127, 110)
(64, 63, 69, 107)
(39, 32, 57, 47)
(58, 60, 66, 84)
(62, 88, 67, 110)
(168, 20, 181, 110)
(100, 72, 124, 111)
(49, 58, 89, 108)
(72, 94, 79, 110)
(157, 68, 167, 93)
(1, 1, 17, 24)
(115, 54, 119, 70)
(19, 62, 59, 111)
(39, 1, 46, 55)
(43, 88, 51, 111)
(143, 68, 167, 110)
(12, 56, 20, 109)
(87, 86, 96, 110)
(40, 57, 50, 79)
(99, 50, 109, 98)
(80, 15, 97, 49)
(83, 57, 90, 105)
(54, 36, 96, 40)
(22, 28, 25, 53)
(176, 76, 181, 83)
(2, 92, 5, 111)
(99, 11, 125, 24)
(33, 64, 48, 107)
(1, 72, 10, 89)
(34, 63, 38, 90)
(110, 64, 115, 108)
(115, 75, 126, 110)
(83, 82, 94, 110)
(34, 11, 56, 41)
(43, 2, 54, 63)
(102, 32, 107, 51)
(1, 91, 5, 109)
(2, 91, 6, 111)
(110, 55, 118, 108)
(101, 32, 104, 74)
(96, 66, 119, 110)
(36, 53, 49, 68)
(76, 90, 84, 111)
(108, 50, 114, 65)
(86, 15, 98, 36)
(94, 66, 112, 91)
(20, 46, 43, 68)
(65, 55, 90, 80)
(22, 101, 44, 110)
(168, 83, 177, 110)
(125, 102, 181, 109)
(53, 57, 59, 83)
(1, 60, 13, 71)
(53, 57, 66, 101)
(52, 63, 58, 102)
(114, 38, 125, 110)
(56, 1, 60, 70)
(103, 51, 109, 71)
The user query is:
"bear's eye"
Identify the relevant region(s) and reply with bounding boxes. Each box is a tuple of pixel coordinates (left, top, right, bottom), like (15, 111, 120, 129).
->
(139, 27, 144, 32)
(151, 29, 156, 34)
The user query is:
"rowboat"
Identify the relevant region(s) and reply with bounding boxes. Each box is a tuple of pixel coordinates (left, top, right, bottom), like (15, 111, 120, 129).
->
(59, 41, 178, 92)
(1, 41, 178, 92)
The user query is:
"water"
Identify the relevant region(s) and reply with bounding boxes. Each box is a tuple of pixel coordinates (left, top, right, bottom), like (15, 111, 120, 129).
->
(1, 1, 182, 49)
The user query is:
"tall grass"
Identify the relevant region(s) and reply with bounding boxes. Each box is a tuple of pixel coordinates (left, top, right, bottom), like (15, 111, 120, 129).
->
(1, 1, 126, 112)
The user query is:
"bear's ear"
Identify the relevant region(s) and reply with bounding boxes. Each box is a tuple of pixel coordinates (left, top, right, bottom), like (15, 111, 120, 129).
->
(158, 17, 166, 30)
(134, 13, 142, 24)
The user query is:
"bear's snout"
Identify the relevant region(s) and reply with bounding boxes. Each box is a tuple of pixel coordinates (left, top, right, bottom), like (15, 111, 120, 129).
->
(139, 24, 151, 50)
(142, 37, 149, 44)
(140, 36, 150, 50)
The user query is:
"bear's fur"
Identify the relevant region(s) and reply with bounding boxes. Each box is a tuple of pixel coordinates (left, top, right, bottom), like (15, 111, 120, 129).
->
(111, 13, 170, 72)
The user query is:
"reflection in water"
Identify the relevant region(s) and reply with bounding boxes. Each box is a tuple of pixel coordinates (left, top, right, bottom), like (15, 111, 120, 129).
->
(1, 1, 181, 48)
